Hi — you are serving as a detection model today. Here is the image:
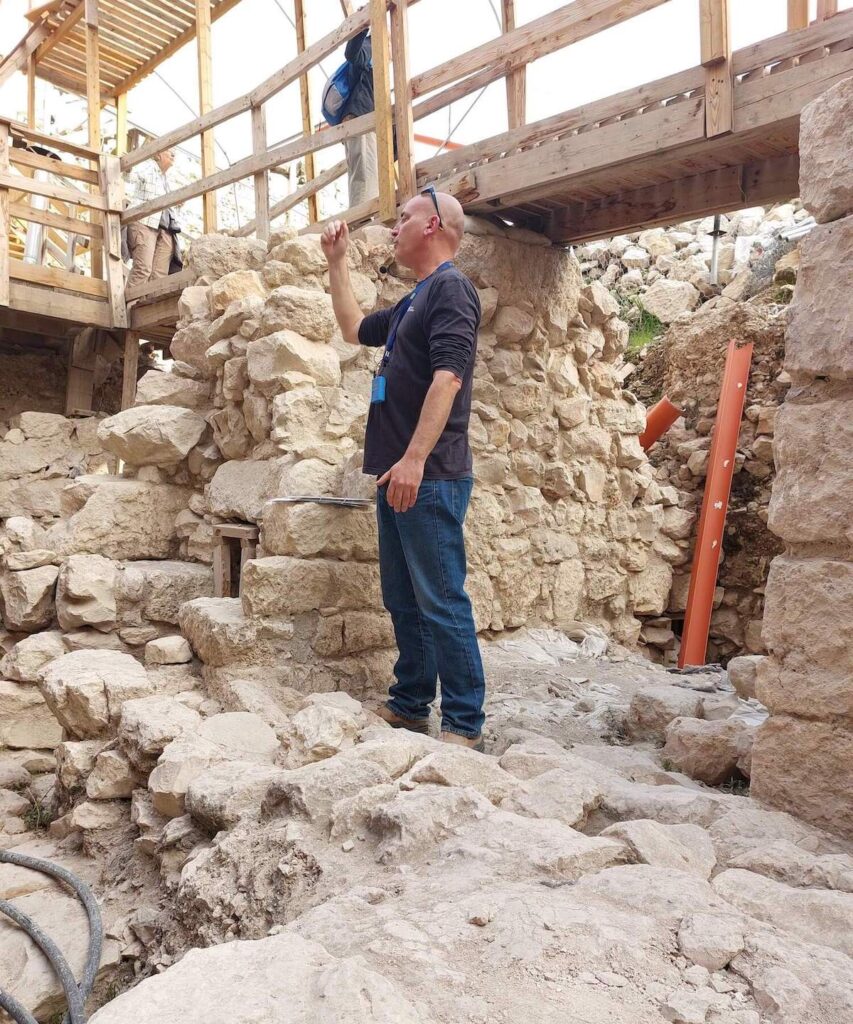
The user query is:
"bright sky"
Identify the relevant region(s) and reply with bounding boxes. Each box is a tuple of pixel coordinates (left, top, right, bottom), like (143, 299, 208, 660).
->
(2, 0, 851, 226)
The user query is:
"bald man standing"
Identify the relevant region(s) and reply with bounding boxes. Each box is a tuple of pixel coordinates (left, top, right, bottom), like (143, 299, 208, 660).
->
(321, 189, 486, 750)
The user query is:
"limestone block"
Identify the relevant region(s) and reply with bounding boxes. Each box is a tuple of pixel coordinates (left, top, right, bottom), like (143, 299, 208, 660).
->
(135, 370, 211, 410)
(492, 305, 535, 343)
(261, 502, 377, 561)
(727, 655, 762, 701)
(0, 565, 58, 632)
(257, 286, 337, 342)
(264, 755, 392, 826)
(188, 235, 266, 281)
(662, 717, 754, 785)
(179, 598, 293, 668)
(751, 715, 853, 838)
(799, 75, 853, 224)
(207, 457, 293, 522)
(145, 636, 193, 665)
(0, 630, 65, 679)
(312, 610, 394, 656)
(116, 560, 214, 627)
(627, 685, 704, 742)
(177, 285, 211, 323)
(209, 404, 252, 460)
(4, 550, 57, 570)
(38, 649, 151, 739)
(170, 324, 216, 375)
(267, 237, 327, 275)
(97, 406, 206, 466)
(785, 215, 853, 379)
(241, 557, 381, 617)
(118, 696, 202, 771)
(46, 477, 192, 560)
(5, 517, 44, 549)
(677, 913, 745, 972)
(621, 245, 650, 270)
(0, 680, 63, 749)
(602, 820, 716, 879)
(56, 740, 105, 796)
(0, 433, 72, 482)
(56, 554, 118, 632)
(247, 330, 341, 395)
(638, 228, 677, 258)
(222, 356, 249, 401)
(243, 392, 271, 442)
(11, 412, 72, 440)
(640, 279, 700, 322)
(628, 553, 672, 616)
(501, 766, 602, 827)
(185, 761, 282, 831)
(209, 270, 266, 315)
(208, 296, 264, 343)
(86, 748, 138, 800)
(769, 398, 853, 544)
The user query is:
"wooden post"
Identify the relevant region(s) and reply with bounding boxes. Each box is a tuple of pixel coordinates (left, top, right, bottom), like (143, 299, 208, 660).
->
(787, 0, 808, 30)
(27, 53, 37, 128)
(101, 153, 128, 328)
(294, 0, 318, 224)
(816, 1, 838, 21)
(195, 0, 217, 233)
(121, 331, 139, 409)
(0, 122, 9, 308)
(85, 0, 103, 280)
(390, 0, 416, 203)
(370, 0, 396, 222)
(251, 104, 270, 242)
(66, 328, 98, 415)
(502, 1, 526, 129)
(700, 0, 732, 137)
(115, 92, 127, 156)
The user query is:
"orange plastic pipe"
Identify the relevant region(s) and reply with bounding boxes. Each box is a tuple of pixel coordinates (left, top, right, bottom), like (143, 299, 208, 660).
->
(640, 396, 682, 450)
(678, 339, 753, 667)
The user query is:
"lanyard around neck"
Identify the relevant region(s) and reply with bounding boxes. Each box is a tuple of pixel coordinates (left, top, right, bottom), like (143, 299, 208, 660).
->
(381, 260, 454, 365)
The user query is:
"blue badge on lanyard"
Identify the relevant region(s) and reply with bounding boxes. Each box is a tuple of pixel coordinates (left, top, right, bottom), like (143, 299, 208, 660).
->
(371, 261, 454, 406)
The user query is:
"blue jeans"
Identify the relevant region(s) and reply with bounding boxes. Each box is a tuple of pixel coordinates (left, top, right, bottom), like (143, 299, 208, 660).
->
(376, 477, 486, 738)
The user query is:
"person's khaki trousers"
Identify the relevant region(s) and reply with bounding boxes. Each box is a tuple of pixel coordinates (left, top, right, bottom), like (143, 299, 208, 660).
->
(126, 223, 172, 291)
(344, 130, 378, 207)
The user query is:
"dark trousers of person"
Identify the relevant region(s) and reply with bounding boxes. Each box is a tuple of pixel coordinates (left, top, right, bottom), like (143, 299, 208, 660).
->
(376, 477, 486, 738)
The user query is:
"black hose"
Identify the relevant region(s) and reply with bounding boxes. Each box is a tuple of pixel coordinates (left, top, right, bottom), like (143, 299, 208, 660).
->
(0, 989, 40, 1024)
(0, 899, 85, 1024)
(0, 850, 104, 1024)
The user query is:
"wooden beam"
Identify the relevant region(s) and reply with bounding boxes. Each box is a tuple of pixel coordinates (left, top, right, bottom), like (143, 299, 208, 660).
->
(9, 201, 102, 239)
(195, 0, 217, 233)
(124, 266, 193, 304)
(233, 159, 347, 238)
(0, 14, 55, 88)
(0, 171, 110, 211)
(787, 0, 808, 31)
(9, 280, 111, 326)
(66, 326, 97, 414)
(251, 105, 270, 242)
(6, 118, 99, 160)
(294, 0, 318, 224)
(34, 2, 84, 62)
(549, 155, 799, 243)
(26, 0, 67, 21)
(10, 147, 100, 184)
(502, 1, 526, 129)
(122, 4, 373, 171)
(121, 331, 139, 409)
(0, 124, 9, 308)
(700, 0, 732, 137)
(100, 153, 126, 328)
(817, 0, 839, 21)
(390, 0, 417, 203)
(370, 0, 396, 222)
(410, 0, 670, 99)
(122, 110, 375, 225)
(733, 9, 853, 74)
(27, 54, 37, 129)
(129, 294, 179, 331)
(10, 260, 109, 297)
(339, 0, 354, 15)
(115, 92, 127, 156)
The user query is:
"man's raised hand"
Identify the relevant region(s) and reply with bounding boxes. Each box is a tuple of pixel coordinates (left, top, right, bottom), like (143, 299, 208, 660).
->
(321, 219, 349, 264)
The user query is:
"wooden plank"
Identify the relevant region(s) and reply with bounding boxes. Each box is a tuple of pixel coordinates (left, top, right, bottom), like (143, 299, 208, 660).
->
(550, 154, 799, 242)
(121, 4, 373, 171)
(100, 154, 126, 328)
(9, 279, 111, 325)
(121, 331, 139, 409)
(10, 147, 100, 184)
(27, 54, 37, 129)
(6, 120, 100, 161)
(787, 0, 808, 31)
(462, 96, 705, 210)
(294, 0, 318, 224)
(0, 171, 110, 211)
(418, 65, 704, 182)
(391, 0, 417, 203)
(701, 1, 732, 136)
(85, 2, 100, 151)
(251, 105, 270, 242)
(817, 1, 839, 20)
(0, 124, 9, 308)
(733, 10, 853, 74)
(10, 259, 109, 297)
(115, 91, 127, 156)
(370, 0, 397, 222)
(195, 0, 217, 233)
(233, 159, 347, 238)
(502, 1, 526, 129)
(410, 0, 670, 99)
(212, 542, 231, 598)
(700, 0, 729, 66)
(303, 193, 382, 234)
(65, 326, 97, 415)
(129, 294, 180, 330)
(9, 200, 102, 239)
(35, 0, 84, 64)
(124, 267, 194, 303)
(214, 524, 259, 540)
(122, 111, 376, 225)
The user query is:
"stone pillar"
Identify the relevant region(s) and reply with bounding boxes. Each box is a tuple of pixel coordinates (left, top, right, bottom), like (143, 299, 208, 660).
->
(750, 76, 853, 837)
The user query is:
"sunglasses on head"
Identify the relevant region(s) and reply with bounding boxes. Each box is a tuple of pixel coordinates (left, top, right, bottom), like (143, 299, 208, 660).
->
(421, 184, 444, 228)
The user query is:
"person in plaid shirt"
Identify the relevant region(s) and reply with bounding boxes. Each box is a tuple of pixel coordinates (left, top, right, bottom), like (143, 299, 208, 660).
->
(124, 148, 180, 290)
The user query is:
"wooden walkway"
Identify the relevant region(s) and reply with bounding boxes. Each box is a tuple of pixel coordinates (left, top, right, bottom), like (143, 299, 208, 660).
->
(1, 0, 852, 359)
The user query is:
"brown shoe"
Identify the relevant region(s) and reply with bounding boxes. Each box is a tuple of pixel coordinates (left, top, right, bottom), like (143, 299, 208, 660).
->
(375, 704, 429, 734)
(440, 731, 485, 753)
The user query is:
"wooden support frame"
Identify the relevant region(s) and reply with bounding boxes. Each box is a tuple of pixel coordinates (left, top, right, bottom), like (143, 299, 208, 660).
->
(27, 54, 37, 129)
(65, 326, 98, 415)
(115, 92, 127, 156)
(787, 0, 809, 31)
(700, 0, 732, 137)
(251, 104, 270, 242)
(121, 331, 139, 409)
(212, 524, 259, 598)
(0, 123, 9, 308)
(370, 0, 396, 222)
(100, 153, 127, 328)
(294, 0, 318, 224)
(502, 1, 526, 129)
(195, 0, 217, 233)
(84, 0, 100, 151)
(390, 0, 417, 203)
(817, 0, 839, 20)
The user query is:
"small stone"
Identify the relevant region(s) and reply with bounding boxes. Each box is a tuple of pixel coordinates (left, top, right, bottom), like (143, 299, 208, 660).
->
(341, 839, 355, 853)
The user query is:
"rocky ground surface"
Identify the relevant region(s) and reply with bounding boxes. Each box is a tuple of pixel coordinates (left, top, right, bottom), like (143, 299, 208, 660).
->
(1, 629, 851, 1024)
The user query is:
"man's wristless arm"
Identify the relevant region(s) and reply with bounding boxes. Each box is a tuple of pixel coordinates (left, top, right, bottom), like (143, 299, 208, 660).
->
(404, 370, 462, 464)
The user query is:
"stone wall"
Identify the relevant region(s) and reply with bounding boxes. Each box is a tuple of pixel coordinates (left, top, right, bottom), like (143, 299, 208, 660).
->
(750, 77, 853, 838)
